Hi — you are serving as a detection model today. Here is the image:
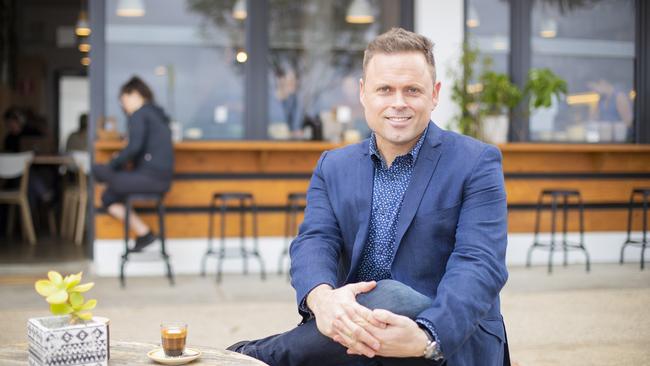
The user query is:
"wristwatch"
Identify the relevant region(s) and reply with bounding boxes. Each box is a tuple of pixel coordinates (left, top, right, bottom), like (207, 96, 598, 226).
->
(423, 330, 444, 361)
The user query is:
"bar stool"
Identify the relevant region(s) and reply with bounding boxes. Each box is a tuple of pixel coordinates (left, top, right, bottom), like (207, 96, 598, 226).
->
(201, 192, 266, 282)
(278, 192, 307, 276)
(620, 188, 650, 270)
(526, 189, 590, 273)
(119, 193, 174, 287)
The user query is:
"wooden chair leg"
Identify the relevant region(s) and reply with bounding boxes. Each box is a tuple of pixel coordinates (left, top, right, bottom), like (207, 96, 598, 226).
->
(61, 192, 69, 239)
(74, 195, 87, 246)
(7, 204, 16, 239)
(19, 198, 36, 245)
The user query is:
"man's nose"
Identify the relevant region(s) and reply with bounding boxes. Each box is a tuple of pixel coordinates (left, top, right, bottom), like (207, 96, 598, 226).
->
(390, 92, 407, 109)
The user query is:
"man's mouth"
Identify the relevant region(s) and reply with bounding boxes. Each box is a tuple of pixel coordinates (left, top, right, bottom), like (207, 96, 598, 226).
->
(385, 116, 412, 124)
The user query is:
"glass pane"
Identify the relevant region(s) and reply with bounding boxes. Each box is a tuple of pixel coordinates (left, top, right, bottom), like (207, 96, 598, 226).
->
(267, 0, 402, 142)
(466, 0, 510, 75)
(530, 0, 635, 143)
(105, 0, 245, 140)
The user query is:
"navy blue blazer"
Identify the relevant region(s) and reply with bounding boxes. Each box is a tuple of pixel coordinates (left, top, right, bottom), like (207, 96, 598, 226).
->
(290, 122, 509, 365)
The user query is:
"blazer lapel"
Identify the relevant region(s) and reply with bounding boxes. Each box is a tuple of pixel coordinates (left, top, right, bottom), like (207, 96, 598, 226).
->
(393, 123, 443, 254)
(347, 145, 374, 281)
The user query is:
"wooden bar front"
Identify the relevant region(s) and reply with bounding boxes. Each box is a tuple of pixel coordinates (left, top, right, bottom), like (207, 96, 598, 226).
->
(94, 141, 650, 239)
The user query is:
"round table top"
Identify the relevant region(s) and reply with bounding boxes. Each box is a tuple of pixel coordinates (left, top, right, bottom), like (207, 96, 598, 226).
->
(0, 341, 268, 366)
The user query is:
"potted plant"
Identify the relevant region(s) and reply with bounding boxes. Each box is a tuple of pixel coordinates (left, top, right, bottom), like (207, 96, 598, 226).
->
(477, 70, 522, 144)
(451, 42, 567, 144)
(28, 271, 108, 366)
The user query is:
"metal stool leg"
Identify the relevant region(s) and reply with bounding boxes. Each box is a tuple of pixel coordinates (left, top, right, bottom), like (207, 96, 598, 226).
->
(240, 198, 249, 276)
(641, 192, 648, 270)
(252, 201, 266, 280)
(158, 200, 174, 285)
(201, 198, 216, 277)
(217, 200, 226, 283)
(120, 200, 132, 287)
(578, 195, 589, 272)
(527, 193, 544, 268)
(562, 194, 569, 267)
(621, 191, 635, 264)
(548, 195, 558, 274)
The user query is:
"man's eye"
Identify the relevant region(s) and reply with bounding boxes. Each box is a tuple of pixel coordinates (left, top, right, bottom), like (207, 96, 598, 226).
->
(378, 87, 391, 93)
(408, 87, 420, 94)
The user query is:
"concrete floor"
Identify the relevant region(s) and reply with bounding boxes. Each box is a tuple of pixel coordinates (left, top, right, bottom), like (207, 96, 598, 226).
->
(0, 262, 648, 366)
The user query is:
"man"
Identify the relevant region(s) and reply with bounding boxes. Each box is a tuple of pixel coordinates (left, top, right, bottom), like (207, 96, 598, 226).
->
(65, 113, 88, 152)
(229, 27, 509, 366)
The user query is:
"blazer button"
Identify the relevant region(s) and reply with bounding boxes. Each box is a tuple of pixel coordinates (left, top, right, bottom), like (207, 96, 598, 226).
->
(145, 153, 152, 161)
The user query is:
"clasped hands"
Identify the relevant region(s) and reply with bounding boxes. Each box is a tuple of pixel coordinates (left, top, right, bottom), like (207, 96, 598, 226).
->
(306, 282, 429, 359)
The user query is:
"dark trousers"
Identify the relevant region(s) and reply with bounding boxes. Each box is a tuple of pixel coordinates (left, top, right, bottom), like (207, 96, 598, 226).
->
(240, 280, 441, 366)
(93, 164, 170, 208)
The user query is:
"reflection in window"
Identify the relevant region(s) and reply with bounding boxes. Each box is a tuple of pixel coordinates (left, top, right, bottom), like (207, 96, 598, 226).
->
(105, 0, 245, 140)
(266, 0, 402, 142)
(530, 0, 635, 143)
(466, 0, 509, 76)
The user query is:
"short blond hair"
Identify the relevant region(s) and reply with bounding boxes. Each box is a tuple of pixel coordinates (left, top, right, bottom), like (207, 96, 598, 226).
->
(363, 27, 436, 83)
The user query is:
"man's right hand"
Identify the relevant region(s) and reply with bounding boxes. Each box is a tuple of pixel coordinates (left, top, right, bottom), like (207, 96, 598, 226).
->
(306, 281, 384, 357)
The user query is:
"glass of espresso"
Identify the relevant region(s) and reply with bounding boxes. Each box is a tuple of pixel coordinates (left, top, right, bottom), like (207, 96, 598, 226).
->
(160, 322, 187, 357)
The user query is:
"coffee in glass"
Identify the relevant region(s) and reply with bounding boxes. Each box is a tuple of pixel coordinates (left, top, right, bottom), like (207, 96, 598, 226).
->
(160, 322, 187, 357)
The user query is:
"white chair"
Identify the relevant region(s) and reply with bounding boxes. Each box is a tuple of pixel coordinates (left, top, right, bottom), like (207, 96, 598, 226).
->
(61, 151, 90, 245)
(0, 152, 36, 245)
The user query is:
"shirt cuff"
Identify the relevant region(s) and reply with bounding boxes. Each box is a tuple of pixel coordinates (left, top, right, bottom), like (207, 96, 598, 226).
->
(416, 318, 444, 359)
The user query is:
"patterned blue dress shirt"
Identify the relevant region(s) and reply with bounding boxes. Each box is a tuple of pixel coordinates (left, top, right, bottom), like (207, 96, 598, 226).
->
(356, 126, 444, 357)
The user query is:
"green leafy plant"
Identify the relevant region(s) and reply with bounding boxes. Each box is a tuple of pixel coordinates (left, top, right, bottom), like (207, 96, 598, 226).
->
(449, 42, 481, 137)
(479, 71, 522, 116)
(34, 271, 97, 324)
(450, 41, 567, 140)
(524, 68, 568, 109)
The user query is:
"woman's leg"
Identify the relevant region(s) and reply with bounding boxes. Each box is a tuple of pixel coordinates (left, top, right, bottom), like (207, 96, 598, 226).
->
(107, 203, 150, 237)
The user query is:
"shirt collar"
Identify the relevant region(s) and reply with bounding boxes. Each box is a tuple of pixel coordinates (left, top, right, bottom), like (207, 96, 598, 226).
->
(369, 125, 429, 168)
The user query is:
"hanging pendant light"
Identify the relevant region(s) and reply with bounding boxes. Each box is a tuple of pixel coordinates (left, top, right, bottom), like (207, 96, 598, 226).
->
(78, 37, 91, 53)
(346, 0, 374, 24)
(540, 18, 558, 38)
(117, 0, 145, 17)
(75, 8, 91, 36)
(232, 0, 247, 20)
(466, 5, 480, 28)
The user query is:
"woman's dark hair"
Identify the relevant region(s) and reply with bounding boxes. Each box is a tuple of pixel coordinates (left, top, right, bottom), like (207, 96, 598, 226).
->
(119, 76, 154, 102)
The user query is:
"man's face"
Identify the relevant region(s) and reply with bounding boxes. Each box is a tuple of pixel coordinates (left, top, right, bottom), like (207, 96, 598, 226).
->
(360, 52, 440, 154)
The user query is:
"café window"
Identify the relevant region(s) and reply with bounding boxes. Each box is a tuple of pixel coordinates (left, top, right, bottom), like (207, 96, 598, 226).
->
(267, 0, 404, 142)
(529, 0, 635, 143)
(464, 0, 636, 144)
(104, 0, 410, 141)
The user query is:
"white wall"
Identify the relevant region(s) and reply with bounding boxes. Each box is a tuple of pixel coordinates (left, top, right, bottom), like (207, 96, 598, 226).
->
(415, 0, 464, 131)
(59, 76, 89, 152)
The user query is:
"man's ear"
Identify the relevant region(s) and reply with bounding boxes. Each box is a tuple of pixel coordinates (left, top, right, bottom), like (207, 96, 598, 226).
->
(431, 81, 441, 110)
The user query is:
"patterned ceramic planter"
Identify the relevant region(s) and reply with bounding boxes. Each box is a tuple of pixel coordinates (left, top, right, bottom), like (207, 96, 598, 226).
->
(27, 315, 108, 366)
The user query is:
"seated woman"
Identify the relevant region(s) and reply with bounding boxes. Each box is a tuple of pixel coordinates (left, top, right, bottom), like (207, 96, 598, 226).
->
(93, 76, 174, 251)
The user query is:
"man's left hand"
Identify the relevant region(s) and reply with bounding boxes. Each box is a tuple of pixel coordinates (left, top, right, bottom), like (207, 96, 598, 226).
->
(332, 308, 429, 358)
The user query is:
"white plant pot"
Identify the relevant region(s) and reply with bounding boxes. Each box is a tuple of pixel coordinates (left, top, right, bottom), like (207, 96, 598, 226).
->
(27, 315, 108, 366)
(481, 115, 509, 144)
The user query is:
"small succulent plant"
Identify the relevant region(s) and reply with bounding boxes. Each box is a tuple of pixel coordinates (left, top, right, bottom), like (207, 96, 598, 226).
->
(35, 271, 97, 324)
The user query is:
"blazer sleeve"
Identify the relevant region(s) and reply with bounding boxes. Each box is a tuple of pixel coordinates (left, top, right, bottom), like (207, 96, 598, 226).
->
(290, 151, 344, 317)
(416, 145, 508, 358)
(110, 110, 147, 170)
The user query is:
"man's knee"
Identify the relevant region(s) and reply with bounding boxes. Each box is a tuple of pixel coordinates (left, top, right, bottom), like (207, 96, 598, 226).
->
(356, 280, 433, 319)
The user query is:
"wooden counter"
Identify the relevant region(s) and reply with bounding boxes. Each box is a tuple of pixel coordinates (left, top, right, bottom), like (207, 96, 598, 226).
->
(94, 141, 650, 239)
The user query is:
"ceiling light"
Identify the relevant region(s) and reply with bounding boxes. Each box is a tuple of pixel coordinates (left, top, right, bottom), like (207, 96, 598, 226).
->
(78, 37, 91, 52)
(81, 57, 91, 66)
(346, 0, 374, 24)
(75, 10, 91, 36)
(540, 18, 558, 38)
(466, 5, 480, 28)
(117, 0, 145, 17)
(232, 0, 247, 20)
(236, 50, 248, 63)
